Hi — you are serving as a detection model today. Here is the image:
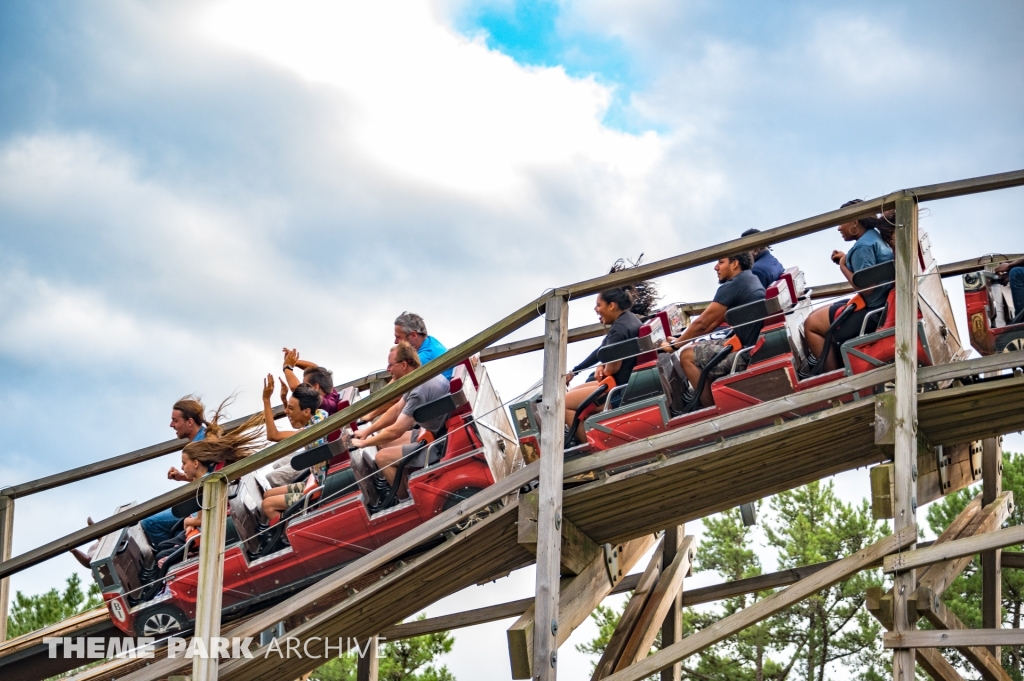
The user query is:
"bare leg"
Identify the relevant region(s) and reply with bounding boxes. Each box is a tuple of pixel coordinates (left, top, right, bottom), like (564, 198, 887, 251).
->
(804, 307, 838, 371)
(262, 495, 288, 522)
(679, 346, 714, 407)
(564, 381, 601, 424)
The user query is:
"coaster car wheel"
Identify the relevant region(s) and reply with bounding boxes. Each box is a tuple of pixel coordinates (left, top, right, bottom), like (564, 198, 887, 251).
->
(134, 604, 190, 637)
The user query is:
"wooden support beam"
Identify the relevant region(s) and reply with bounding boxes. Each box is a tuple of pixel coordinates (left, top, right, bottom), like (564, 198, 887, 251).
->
(0, 493, 12, 642)
(885, 497, 1019, 574)
(891, 191, 921, 681)
(509, 535, 655, 680)
(1001, 552, 1024, 569)
(591, 538, 666, 681)
(870, 433, 981, 519)
(356, 636, 379, 681)
(660, 526, 683, 681)
(192, 475, 229, 681)
(982, 437, 1003, 657)
(915, 585, 1010, 681)
(614, 536, 696, 672)
(601, 525, 917, 681)
(866, 587, 964, 681)
(532, 290, 570, 680)
(519, 491, 601, 575)
(885, 630, 1024, 649)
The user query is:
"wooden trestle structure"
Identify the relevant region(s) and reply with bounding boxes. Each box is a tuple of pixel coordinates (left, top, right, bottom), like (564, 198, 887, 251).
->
(2, 169, 1024, 681)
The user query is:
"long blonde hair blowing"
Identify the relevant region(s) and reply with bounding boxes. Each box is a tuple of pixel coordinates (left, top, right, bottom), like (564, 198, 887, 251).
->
(182, 399, 265, 467)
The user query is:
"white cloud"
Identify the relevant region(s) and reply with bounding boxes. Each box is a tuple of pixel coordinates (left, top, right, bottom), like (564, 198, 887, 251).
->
(198, 0, 664, 197)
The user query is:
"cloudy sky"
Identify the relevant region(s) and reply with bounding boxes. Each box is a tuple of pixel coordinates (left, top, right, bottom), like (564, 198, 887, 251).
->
(1, 0, 1023, 676)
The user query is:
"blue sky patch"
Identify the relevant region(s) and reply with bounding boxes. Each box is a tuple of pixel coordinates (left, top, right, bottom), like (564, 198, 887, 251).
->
(454, 0, 653, 134)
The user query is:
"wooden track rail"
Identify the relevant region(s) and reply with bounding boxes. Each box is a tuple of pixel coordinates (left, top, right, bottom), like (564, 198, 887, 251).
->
(78, 361, 1024, 681)
(1, 168, 1022, 681)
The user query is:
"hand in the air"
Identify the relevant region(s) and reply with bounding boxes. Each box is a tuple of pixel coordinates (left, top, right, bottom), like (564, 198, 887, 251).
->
(262, 374, 275, 401)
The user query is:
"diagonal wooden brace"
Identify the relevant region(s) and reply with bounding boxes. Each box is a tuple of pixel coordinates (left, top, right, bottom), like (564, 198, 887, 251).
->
(613, 536, 696, 672)
(915, 585, 1011, 681)
(507, 534, 655, 679)
(591, 536, 666, 680)
(601, 525, 917, 681)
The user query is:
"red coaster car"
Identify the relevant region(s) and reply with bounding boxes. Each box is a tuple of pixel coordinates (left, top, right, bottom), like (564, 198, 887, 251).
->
(90, 359, 522, 637)
(964, 265, 1024, 355)
(512, 234, 964, 467)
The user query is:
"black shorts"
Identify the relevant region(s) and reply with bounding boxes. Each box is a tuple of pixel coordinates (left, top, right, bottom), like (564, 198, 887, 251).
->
(828, 299, 879, 347)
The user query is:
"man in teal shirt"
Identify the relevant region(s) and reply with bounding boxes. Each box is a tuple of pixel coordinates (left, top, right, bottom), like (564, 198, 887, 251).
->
(394, 311, 453, 379)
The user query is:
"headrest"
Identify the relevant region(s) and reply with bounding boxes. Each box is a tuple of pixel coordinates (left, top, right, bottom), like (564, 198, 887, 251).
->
(725, 296, 782, 329)
(597, 334, 655, 364)
(291, 437, 348, 472)
(852, 260, 896, 290)
(171, 478, 241, 517)
(171, 497, 201, 519)
(412, 387, 469, 425)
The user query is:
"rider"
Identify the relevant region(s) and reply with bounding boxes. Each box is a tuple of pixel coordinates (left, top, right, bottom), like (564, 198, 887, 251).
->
(261, 379, 330, 492)
(803, 199, 895, 372)
(661, 252, 766, 407)
(394, 312, 453, 380)
(351, 342, 451, 503)
(280, 348, 342, 415)
(563, 264, 659, 438)
(138, 397, 218, 548)
(153, 407, 264, 568)
(994, 256, 1024, 321)
(742, 228, 785, 288)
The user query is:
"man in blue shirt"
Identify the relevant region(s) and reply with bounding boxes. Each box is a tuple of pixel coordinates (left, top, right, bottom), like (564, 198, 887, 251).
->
(139, 398, 210, 546)
(393, 311, 453, 379)
(742, 228, 785, 288)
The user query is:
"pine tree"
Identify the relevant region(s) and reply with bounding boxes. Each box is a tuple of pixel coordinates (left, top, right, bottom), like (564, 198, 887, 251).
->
(6, 573, 102, 639)
(309, 615, 455, 681)
(577, 481, 887, 680)
(763, 481, 887, 681)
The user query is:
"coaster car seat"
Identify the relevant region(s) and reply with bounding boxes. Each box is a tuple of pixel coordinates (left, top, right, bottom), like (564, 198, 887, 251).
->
(803, 261, 895, 377)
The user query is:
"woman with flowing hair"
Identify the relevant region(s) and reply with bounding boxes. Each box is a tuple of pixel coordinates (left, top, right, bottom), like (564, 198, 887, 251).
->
(563, 258, 659, 441)
(152, 400, 265, 568)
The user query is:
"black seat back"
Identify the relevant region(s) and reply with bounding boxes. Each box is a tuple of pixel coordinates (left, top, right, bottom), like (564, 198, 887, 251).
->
(851, 260, 896, 290)
(291, 438, 347, 471)
(411, 389, 468, 428)
(724, 297, 782, 330)
(597, 334, 655, 364)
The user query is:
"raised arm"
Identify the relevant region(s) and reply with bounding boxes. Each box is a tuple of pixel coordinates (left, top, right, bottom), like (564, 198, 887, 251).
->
(263, 374, 299, 442)
(282, 348, 319, 391)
